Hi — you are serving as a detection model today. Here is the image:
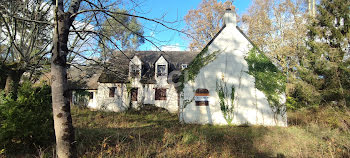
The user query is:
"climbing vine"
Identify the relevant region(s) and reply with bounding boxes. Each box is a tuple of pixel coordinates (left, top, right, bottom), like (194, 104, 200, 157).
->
(177, 47, 220, 92)
(126, 78, 133, 94)
(126, 78, 133, 109)
(216, 76, 235, 124)
(245, 47, 286, 115)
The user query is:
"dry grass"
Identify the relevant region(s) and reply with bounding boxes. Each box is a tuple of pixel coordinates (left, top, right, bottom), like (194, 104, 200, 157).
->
(68, 106, 350, 158)
(4, 106, 349, 157)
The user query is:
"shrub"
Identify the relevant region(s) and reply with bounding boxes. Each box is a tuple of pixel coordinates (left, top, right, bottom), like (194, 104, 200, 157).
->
(287, 80, 321, 108)
(72, 90, 90, 107)
(0, 82, 54, 153)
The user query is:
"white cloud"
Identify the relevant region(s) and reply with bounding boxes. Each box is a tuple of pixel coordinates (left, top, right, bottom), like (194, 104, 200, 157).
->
(149, 43, 187, 51)
(160, 43, 182, 51)
(149, 31, 155, 37)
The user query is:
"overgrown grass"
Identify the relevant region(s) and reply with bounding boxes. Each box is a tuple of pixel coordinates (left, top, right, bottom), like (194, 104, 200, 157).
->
(71, 106, 350, 157)
(3, 106, 349, 157)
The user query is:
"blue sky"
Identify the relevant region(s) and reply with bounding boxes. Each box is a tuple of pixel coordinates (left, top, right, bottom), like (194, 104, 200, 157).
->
(137, 0, 252, 51)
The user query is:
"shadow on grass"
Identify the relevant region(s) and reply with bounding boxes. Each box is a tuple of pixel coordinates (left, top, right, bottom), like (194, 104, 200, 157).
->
(72, 108, 280, 157)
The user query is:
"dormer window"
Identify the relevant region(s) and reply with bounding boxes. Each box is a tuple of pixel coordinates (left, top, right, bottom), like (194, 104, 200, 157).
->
(130, 64, 140, 77)
(157, 65, 166, 76)
(181, 64, 188, 70)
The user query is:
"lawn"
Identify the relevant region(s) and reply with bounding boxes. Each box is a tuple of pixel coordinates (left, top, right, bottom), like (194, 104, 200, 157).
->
(69, 106, 350, 158)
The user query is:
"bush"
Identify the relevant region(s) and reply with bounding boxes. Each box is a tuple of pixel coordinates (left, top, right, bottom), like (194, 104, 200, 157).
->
(0, 82, 54, 153)
(289, 81, 321, 108)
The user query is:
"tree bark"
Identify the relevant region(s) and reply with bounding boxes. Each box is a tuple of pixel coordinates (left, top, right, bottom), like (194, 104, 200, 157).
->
(0, 65, 6, 91)
(51, 0, 81, 157)
(312, 0, 316, 17)
(4, 68, 24, 99)
(51, 19, 76, 158)
(308, 0, 316, 17)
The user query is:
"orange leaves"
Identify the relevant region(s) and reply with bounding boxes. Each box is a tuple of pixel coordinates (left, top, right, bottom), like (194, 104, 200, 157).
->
(184, 0, 236, 51)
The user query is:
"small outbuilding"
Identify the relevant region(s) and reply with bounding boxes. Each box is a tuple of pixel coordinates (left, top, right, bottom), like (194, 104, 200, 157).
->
(179, 9, 287, 126)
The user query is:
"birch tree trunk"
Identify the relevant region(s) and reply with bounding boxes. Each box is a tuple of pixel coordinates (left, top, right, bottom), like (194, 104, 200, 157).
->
(51, 0, 81, 157)
(308, 0, 316, 17)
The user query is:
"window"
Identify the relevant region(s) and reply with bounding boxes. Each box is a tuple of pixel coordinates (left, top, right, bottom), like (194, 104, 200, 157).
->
(109, 87, 116, 97)
(155, 88, 167, 100)
(195, 89, 209, 106)
(89, 92, 93, 100)
(131, 88, 138, 101)
(181, 64, 188, 70)
(157, 65, 166, 76)
(130, 64, 140, 77)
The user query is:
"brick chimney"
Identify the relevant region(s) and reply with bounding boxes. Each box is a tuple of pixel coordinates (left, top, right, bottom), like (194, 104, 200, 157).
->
(223, 8, 237, 26)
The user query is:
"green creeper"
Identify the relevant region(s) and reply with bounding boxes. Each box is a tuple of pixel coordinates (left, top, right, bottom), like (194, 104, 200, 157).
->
(245, 47, 286, 115)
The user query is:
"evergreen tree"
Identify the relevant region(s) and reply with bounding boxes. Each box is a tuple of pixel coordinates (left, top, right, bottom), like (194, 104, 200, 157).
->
(300, 0, 350, 107)
(99, 9, 144, 55)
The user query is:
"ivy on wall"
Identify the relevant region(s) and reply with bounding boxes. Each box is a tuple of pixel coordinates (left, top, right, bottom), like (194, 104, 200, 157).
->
(216, 76, 235, 124)
(245, 47, 286, 115)
(177, 47, 220, 92)
(126, 78, 133, 109)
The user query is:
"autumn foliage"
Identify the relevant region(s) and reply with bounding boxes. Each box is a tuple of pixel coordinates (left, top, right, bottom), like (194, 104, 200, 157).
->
(184, 0, 235, 51)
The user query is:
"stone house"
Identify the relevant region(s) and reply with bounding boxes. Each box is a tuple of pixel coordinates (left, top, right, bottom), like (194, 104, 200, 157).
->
(178, 9, 287, 126)
(94, 51, 197, 113)
(69, 8, 287, 127)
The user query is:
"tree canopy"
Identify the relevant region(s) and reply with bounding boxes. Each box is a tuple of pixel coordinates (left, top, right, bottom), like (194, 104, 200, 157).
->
(99, 8, 145, 54)
(298, 0, 350, 107)
(0, 0, 52, 98)
(184, 0, 235, 51)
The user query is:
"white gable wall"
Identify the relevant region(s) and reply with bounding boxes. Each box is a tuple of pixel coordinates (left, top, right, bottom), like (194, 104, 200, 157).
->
(179, 18, 287, 126)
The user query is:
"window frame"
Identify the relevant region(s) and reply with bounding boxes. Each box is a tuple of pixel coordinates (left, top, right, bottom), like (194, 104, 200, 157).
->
(157, 65, 166, 76)
(109, 87, 116, 98)
(155, 88, 167, 100)
(131, 88, 138, 101)
(130, 64, 140, 77)
(181, 64, 188, 70)
(88, 92, 93, 100)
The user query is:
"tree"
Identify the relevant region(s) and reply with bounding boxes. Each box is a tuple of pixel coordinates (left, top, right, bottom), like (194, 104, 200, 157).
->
(308, 0, 316, 17)
(50, 1, 186, 157)
(2, 0, 187, 156)
(301, 0, 350, 107)
(242, 0, 273, 51)
(0, 0, 52, 98)
(184, 0, 236, 51)
(100, 8, 144, 53)
(50, 0, 82, 157)
(242, 0, 312, 101)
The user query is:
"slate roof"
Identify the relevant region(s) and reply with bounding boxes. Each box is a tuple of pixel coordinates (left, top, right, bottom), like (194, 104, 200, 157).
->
(68, 65, 103, 90)
(98, 51, 199, 84)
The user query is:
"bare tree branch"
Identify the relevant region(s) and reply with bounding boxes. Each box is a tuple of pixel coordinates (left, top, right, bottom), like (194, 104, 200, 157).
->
(3, 15, 53, 25)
